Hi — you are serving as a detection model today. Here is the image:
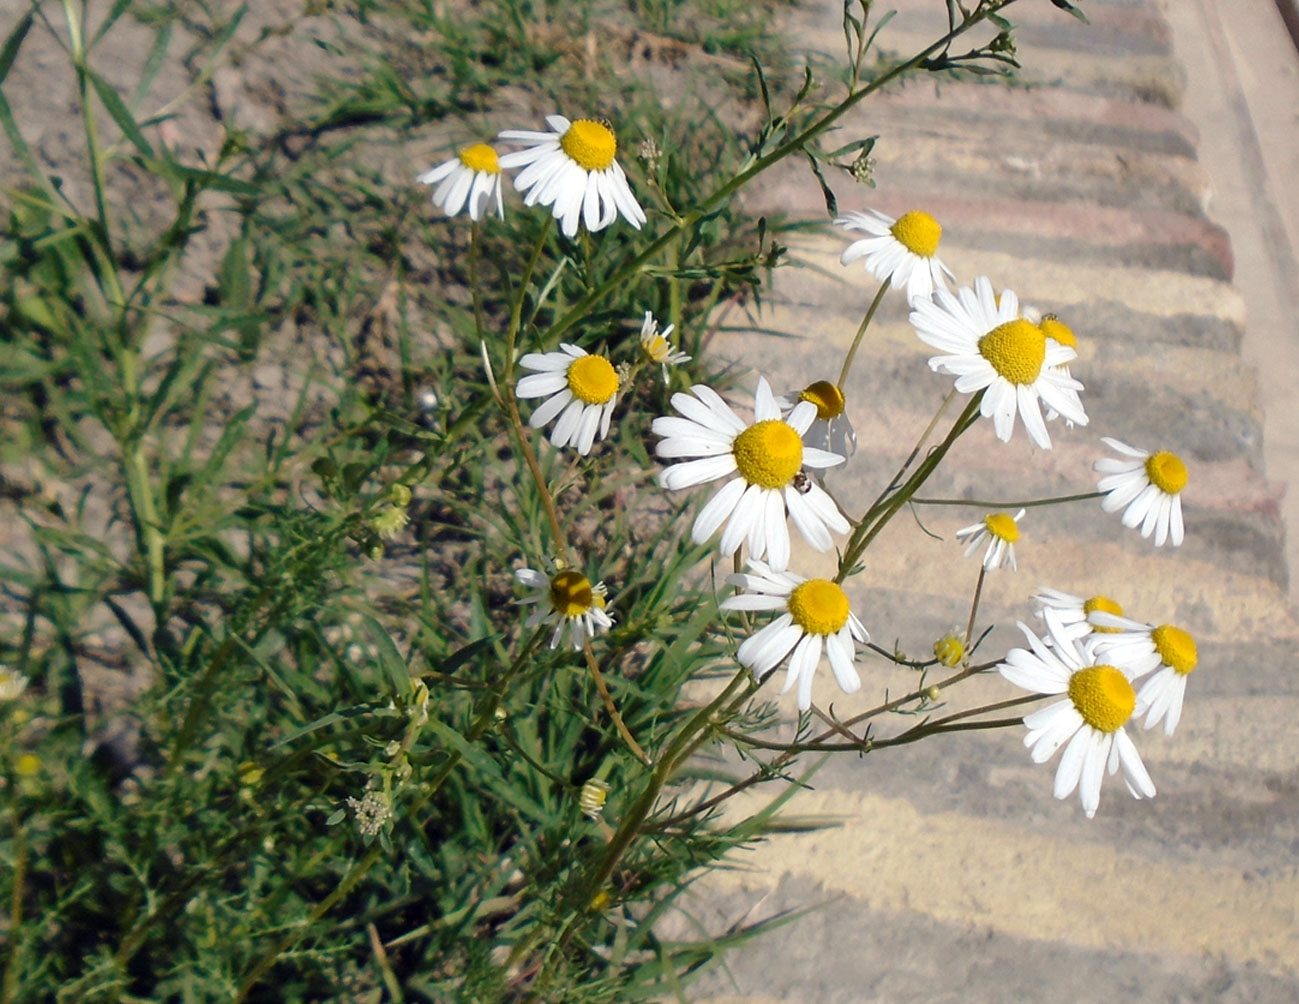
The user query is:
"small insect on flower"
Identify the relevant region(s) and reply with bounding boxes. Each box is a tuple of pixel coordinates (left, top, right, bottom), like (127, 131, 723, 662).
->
(998, 608, 1156, 819)
(836, 208, 955, 303)
(652, 376, 849, 572)
(417, 143, 505, 222)
(776, 380, 856, 461)
(638, 311, 690, 384)
(498, 115, 646, 238)
(1094, 437, 1187, 547)
(910, 277, 1087, 449)
(956, 509, 1026, 572)
(515, 564, 614, 650)
(1086, 613, 1199, 736)
(721, 560, 870, 711)
(515, 344, 621, 455)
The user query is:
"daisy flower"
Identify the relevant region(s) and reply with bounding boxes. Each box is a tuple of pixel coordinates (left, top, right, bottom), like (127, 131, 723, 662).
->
(515, 564, 613, 650)
(1037, 313, 1084, 427)
(417, 143, 505, 222)
(774, 380, 856, 460)
(1094, 437, 1187, 547)
(998, 608, 1156, 818)
(652, 377, 849, 572)
(720, 560, 869, 711)
(497, 115, 646, 238)
(1086, 613, 1199, 736)
(0, 667, 29, 702)
(836, 208, 955, 303)
(515, 344, 620, 455)
(909, 277, 1088, 449)
(637, 311, 690, 384)
(956, 509, 1025, 571)
(932, 629, 967, 668)
(1032, 586, 1126, 643)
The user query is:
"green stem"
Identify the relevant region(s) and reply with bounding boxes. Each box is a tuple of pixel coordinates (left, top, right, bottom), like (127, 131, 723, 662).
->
(912, 491, 1103, 508)
(837, 277, 889, 390)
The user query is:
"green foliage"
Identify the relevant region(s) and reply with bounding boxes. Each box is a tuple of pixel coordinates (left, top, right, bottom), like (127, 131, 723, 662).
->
(0, 0, 1059, 1000)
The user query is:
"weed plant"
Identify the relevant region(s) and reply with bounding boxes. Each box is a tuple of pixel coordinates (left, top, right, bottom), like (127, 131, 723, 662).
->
(0, 0, 1196, 1002)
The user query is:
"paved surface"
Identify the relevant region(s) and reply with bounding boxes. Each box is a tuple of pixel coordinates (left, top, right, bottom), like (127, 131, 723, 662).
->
(691, 0, 1299, 1000)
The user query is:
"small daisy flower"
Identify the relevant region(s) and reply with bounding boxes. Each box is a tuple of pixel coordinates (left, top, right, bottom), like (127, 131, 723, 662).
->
(516, 344, 620, 455)
(720, 560, 869, 711)
(652, 376, 850, 572)
(515, 565, 614, 650)
(417, 143, 505, 222)
(497, 115, 646, 238)
(956, 509, 1026, 571)
(836, 208, 955, 303)
(1037, 313, 1084, 427)
(0, 667, 29, 702)
(1094, 437, 1187, 547)
(1086, 613, 1199, 736)
(775, 380, 856, 460)
(638, 311, 690, 384)
(909, 277, 1088, 449)
(932, 630, 967, 668)
(1033, 587, 1126, 643)
(998, 609, 1156, 819)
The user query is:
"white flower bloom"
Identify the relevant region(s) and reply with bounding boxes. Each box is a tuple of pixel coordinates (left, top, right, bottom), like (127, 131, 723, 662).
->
(998, 608, 1156, 819)
(721, 560, 869, 711)
(515, 344, 620, 455)
(909, 277, 1088, 449)
(1087, 613, 1199, 736)
(515, 565, 614, 650)
(652, 376, 850, 572)
(1032, 586, 1126, 643)
(1094, 437, 1187, 547)
(638, 311, 689, 384)
(836, 208, 955, 303)
(955, 509, 1026, 571)
(0, 667, 29, 702)
(417, 143, 505, 222)
(497, 115, 646, 238)
(774, 380, 856, 461)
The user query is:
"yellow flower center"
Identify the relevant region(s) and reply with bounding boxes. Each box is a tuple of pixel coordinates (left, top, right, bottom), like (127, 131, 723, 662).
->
(798, 380, 846, 420)
(984, 512, 1019, 543)
(1145, 451, 1188, 495)
(933, 634, 965, 668)
(14, 753, 41, 778)
(978, 319, 1046, 385)
(731, 419, 804, 489)
(787, 579, 851, 636)
(550, 570, 596, 617)
(1151, 624, 1197, 675)
(1039, 314, 1077, 349)
(560, 119, 617, 171)
(1068, 665, 1135, 733)
(642, 334, 670, 361)
(458, 143, 501, 174)
(890, 210, 942, 258)
(566, 354, 619, 405)
(1083, 594, 1125, 633)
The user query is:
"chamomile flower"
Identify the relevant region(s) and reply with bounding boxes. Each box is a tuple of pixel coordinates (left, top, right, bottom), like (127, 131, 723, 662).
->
(417, 143, 505, 222)
(932, 630, 967, 668)
(0, 667, 29, 702)
(638, 311, 690, 384)
(516, 344, 620, 455)
(720, 560, 869, 711)
(1032, 587, 1126, 642)
(909, 277, 1088, 449)
(1094, 437, 1187, 547)
(836, 208, 955, 303)
(1086, 613, 1198, 736)
(497, 115, 646, 238)
(998, 609, 1156, 818)
(515, 565, 613, 650)
(774, 380, 856, 460)
(1036, 313, 1084, 427)
(652, 377, 849, 572)
(956, 509, 1026, 571)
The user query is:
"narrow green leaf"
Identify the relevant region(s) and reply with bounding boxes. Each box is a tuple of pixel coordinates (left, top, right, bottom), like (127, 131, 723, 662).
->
(132, 20, 173, 111)
(90, 0, 136, 48)
(0, 11, 32, 87)
(86, 66, 156, 159)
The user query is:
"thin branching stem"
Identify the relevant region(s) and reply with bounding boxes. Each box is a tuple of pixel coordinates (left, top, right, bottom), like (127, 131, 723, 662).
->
(837, 276, 889, 390)
(913, 490, 1103, 508)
